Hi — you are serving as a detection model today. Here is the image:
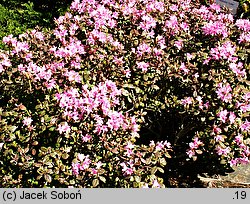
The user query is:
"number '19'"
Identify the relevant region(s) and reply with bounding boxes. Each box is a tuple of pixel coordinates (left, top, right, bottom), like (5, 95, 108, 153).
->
(235, 191, 247, 199)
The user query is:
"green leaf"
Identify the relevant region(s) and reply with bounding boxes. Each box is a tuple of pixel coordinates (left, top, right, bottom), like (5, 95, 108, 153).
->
(92, 179, 99, 187)
(9, 126, 17, 132)
(134, 176, 141, 183)
(157, 167, 164, 173)
(150, 166, 157, 175)
(44, 174, 52, 183)
(151, 85, 159, 90)
(99, 176, 106, 183)
(62, 153, 69, 160)
(195, 150, 203, 154)
(159, 158, 167, 167)
(49, 127, 56, 131)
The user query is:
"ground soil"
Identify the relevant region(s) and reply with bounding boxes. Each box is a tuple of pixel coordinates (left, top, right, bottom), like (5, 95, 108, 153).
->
(197, 164, 250, 188)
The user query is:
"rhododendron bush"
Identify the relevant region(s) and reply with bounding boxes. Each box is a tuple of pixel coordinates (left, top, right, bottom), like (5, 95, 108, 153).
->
(0, 0, 250, 187)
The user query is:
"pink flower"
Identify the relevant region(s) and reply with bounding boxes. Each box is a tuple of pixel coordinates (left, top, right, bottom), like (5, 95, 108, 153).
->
(216, 146, 230, 156)
(180, 22, 189, 32)
(229, 112, 236, 124)
(72, 162, 80, 175)
(125, 141, 135, 150)
(95, 161, 102, 169)
(0, 142, 4, 150)
(107, 19, 117, 28)
(235, 19, 250, 32)
(120, 162, 134, 176)
(130, 116, 139, 133)
(2, 34, 14, 44)
(209, 3, 221, 13)
(164, 141, 171, 148)
(94, 124, 108, 135)
(0, 64, 3, 73)
(142, 183, 149, 188)
(187, 149, 195, 158)
(186, 53, 193, 60)
(79, 155, 91, 170)
(240, 120, 250, 132)
(202, 21, 228, 38)
(217, 109, 228, 123)
(170, 5, 178, 12)
(234, 134, 243, 145)
(125, 148, 133, 157)
(154, 1, 164, 12)
(210, 41, 236, 61)
(240, 104, 250, 113)
(237, 157, 250, 165)
(179, 62, 189, 74)
(123, 69, 131, 78)
(137, 43, 151, 56)
(45, 79, 56, 90)
(216, 82, 232, 103)
(229, 159, 238, 167)
(214, 135, 224, 142)
(152, 180, 161, 188)
(243, 92, 250, 101)
(181, 97, 193, 105)
(23, 117, 33, 126)
(187, 137, 203, 158)
(174, 39, 183, 50)
(113, 56, 124, 66)
(140, 14, 156, 31)
(229, 62, 246, 77)
(156, 35, 166, 49)
(78, 153, 85, 162)
(149, 140, 155, 147)
(82, 134, 92, 142)
(238, 31, 250, 43)
(57, 122, 71, 134)
(91, 168, 98, 175)
(212, 125, 222, 135)
(155, 142, 164, 151)
(136, 61, 149, 72)
(165, 15, 179, 34)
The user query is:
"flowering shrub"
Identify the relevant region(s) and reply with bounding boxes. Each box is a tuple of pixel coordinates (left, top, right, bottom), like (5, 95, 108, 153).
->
(0, 15, 171, 187)
(1, 0, 250, 187)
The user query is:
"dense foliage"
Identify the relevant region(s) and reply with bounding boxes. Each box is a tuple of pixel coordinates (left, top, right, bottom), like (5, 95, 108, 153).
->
(0, 0, 71, 49)
(0, 0, 250, 187)
(237, 0, 250, 18)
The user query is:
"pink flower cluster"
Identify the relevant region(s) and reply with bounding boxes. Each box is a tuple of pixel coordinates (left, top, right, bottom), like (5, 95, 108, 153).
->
(57, 122, 71, 134)
(22, 116, 33, 126)
(181, 97, 193, 106)
(229, 62, 246, 78)
(120, 160, 135, 176)
(72, 154, 92, 175)
(203, 21, 228, 38)
(215, 145, 230, 156)
(240, 120, 250, 132)
(195, 96, 209, 110)
(235, 19, 250, 43)
(235, 19, 250, 32)
(236, 92, 250, 113)
(229, 134, 250, 166)
(186, 136, 203, 158)
(209, 41, 236, 62)
(217, 109, 236, 124)
(179, 62, 189, 74)
(149, 140, 171, 151)
(0, 52, 11, 73)
(216, 82, 232, 103)
(55, 80, 139, 135)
